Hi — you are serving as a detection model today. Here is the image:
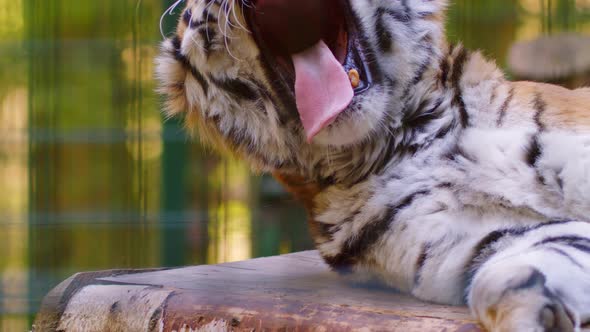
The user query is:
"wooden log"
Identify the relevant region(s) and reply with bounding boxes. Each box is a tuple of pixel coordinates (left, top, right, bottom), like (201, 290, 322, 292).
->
(32, 251, 589, 331)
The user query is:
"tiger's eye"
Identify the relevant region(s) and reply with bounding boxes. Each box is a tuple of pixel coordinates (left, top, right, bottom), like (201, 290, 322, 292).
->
(349, 69, 360, 89)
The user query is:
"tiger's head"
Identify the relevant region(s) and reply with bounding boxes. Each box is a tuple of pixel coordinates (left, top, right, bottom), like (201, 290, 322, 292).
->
(156, 0, 449, 184)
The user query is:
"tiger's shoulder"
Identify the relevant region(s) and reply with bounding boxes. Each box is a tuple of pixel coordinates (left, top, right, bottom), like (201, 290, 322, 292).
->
(511, 81, 590, 130)
(459, 50, 590, 132)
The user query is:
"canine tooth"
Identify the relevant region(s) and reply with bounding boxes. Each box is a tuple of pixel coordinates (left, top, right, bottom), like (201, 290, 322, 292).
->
(348, 69, 360, 88)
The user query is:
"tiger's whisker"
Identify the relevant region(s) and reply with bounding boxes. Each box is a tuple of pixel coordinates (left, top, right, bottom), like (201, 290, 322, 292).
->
(159, 0, 185, 38)
(231, 0, 251, 33)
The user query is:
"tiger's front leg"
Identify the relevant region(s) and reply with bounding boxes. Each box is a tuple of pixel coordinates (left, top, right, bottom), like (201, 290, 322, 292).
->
(320, 201, 590, 331)
(467, 221, 590, 332)
(318, 186, 590, 331)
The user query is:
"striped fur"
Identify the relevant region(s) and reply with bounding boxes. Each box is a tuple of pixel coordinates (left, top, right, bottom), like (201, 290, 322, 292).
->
(156, 1, 590, 331)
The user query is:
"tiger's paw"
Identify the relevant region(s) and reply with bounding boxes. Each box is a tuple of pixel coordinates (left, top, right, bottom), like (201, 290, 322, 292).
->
(470, 266, 576, 332)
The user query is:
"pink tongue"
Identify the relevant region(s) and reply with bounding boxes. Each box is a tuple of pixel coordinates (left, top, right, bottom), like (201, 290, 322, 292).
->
(292, 40, 353, 142)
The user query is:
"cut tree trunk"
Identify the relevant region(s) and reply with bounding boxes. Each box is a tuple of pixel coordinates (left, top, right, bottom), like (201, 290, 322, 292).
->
(32, 251, 587, 332)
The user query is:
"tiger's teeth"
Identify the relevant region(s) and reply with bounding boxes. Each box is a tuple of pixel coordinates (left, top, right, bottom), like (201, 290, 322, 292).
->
(348, 68, 360, 89)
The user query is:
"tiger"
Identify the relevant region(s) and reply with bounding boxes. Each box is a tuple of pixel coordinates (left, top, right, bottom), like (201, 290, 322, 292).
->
(155, 0, 590, 331)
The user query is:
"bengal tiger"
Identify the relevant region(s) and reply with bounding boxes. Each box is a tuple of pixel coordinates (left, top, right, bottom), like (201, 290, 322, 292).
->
(155, 0, 590, 330)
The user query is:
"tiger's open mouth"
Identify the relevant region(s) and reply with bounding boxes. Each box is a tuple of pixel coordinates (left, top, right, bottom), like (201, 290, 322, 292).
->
(246, 0, 373, 141)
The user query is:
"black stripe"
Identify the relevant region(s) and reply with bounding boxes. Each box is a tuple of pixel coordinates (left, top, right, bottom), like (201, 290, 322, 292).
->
(215, 118, 253, 153)
(217, 122, 286, 168)
(249, 79, 275, 116)
(535, 235, 590, 254)
(400, 144, 419, 157)
(411, 55, 433, 87)
(450, 49, 468, 79)
(171, 36, 182, 53)
(325, 190, 430, 272)
(189, 16, 218, 29)
(527, 92, 547, 180)
(325, 209, 361, 239)
(374, 9, 393, 53)
(254, 53, 298, 123)
(496, 87, 515, 126)
(464, 229, 531, 301)
(316, 221, 336, 239)
(526, 135, 542, 167)
(171, 36, 210, 95)
(416, 11, 436, 19)
(221, 0, 231, 15)
(544, 247, 585, 269)
(468, 228, 525, 267)
(400, 42, 435, 101)
(439, 49, 451, 86)
(450, 47, 469, 127)
(402, 97, 444, 130)
(413, 243, 431, 286)
(463, 220, 578, 301)
(532, 92, 547, 131)
(490, 83, 500, 104)
(198, 27, 216, 56)
(355, 136, 398, 184)
(183, 9, 192, 25)
(511, 268, 546, 291)
(352, 8, 384, 86)
(211, 77, 258, 101)
(435, 120, 456, 139)
(529, 219, 578, 230)
(467, 220, 577, 268)
(381, 7, 412, 24)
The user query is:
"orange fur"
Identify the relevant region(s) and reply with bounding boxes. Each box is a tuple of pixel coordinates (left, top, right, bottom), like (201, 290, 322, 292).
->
(512, 81, 590, 129)
(272, 172, 329, 241)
